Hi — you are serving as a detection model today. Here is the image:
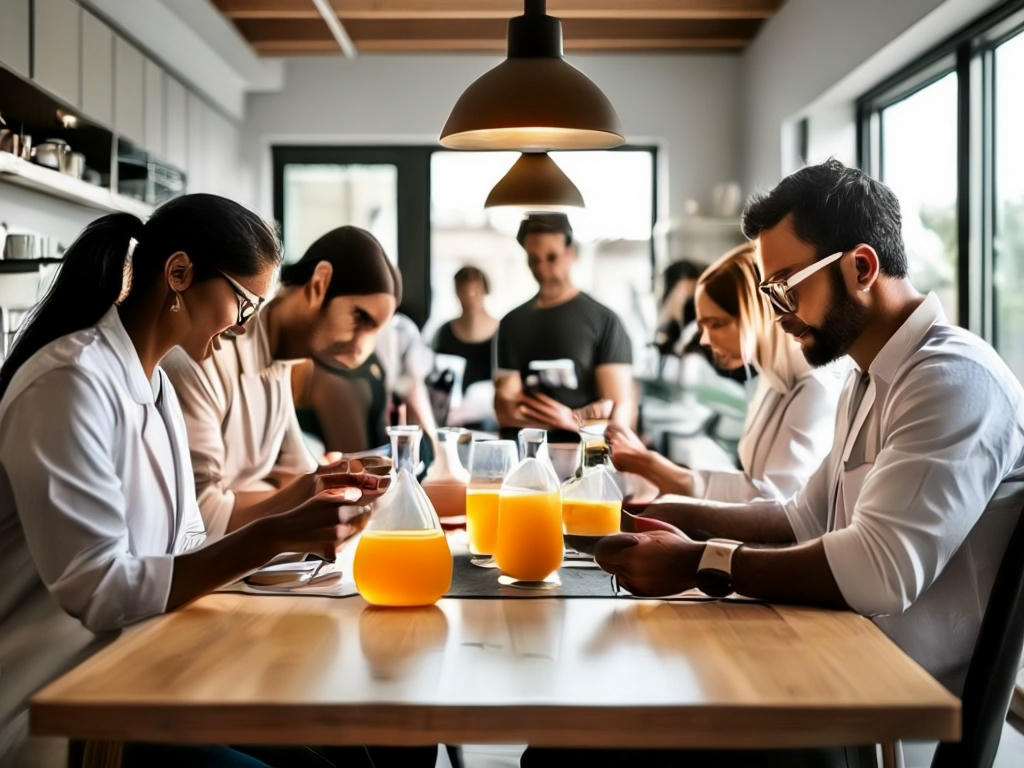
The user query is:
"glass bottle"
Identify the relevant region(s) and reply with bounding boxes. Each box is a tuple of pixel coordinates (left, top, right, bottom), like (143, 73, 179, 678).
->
(560, 433, 623, 556)
(494, 429, 563, 583)
(420, 427, 470, 526)
(466, 439, 518, 561)
(354, 425, 453, 606)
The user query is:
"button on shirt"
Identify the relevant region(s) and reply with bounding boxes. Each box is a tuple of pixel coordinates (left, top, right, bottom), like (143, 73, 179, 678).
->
(782, 294, 1024, 693)
(163, 310, 317, 539)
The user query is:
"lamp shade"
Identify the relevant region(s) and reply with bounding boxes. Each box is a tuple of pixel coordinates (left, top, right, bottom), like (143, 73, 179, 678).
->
(484, 153, 584, 209)
(440, 1, 623, 151)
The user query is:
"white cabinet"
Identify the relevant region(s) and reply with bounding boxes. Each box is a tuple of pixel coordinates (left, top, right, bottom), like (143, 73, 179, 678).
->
(186, 91, 205, 190)
(0, 0, 31, 77)
(32, 0, 81, 107)
(164, 77, 187, 171)
(113, 35, 144, 145)
(144, 59, 164, 160)
(80, 11, 113, 125)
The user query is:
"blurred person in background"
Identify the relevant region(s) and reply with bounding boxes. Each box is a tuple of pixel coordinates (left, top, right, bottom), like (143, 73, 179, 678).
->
(494, 213, 636, 444)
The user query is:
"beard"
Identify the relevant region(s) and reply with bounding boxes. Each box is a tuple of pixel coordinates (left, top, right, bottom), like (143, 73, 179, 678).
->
(801, 269, 868, 367)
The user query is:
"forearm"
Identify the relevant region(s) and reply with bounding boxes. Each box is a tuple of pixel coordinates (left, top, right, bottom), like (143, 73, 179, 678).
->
(226, 477, 310, 533)
(625, 450, 695, 495)
(167, 522, 271, 611)
(646, 498, 796, 544)
(731, 539, 847, 609)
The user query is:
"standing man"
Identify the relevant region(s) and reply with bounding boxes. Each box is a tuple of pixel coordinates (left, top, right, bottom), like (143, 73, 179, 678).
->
(164, 226, 401, 540)
(494, 213, 635, 440)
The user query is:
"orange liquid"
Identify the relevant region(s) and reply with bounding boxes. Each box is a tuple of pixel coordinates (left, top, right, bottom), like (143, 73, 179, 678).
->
(353, 530, 453, 607)
(422, 480, 467, 521)
(562, 499, 621, 536)
(495, 490, 563, 581)
(467, 489, 501, 555)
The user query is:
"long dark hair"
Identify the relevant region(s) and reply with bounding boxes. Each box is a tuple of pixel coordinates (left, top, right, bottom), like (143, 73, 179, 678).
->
(0, 193, 280, 399)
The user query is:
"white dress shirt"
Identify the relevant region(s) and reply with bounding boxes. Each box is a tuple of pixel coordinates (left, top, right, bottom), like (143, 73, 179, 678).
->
(163, 309, 316, 539)
(0, 306, 206, 748)
(689, 361, 845, 502)
(782, 294, 1024, 694)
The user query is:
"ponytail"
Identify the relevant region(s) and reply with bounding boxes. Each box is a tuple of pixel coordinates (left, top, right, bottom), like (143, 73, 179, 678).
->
(0, 213, 142, 399)
(0, 194, 279, 400)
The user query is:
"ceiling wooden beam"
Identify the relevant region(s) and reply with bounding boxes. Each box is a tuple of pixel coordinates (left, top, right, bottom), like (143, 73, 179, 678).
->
(214, 0, 782, 21)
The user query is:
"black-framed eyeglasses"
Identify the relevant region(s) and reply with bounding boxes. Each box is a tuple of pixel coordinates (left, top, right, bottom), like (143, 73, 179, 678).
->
(758, 250, 845, 315)
(217, 270, 264, 325)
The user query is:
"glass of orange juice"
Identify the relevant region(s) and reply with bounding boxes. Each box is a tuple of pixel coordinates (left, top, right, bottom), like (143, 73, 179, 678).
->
(494, 429, 564, 586)
(466, 439, 518, 567)
(354, 425, 453, 606)
(560, 434, 623, 557)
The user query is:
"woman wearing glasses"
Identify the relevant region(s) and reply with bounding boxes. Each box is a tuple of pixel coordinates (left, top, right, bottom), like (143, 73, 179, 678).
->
(0, 196, 388, 765)
(607, 242, 846, 502)
(163, 225, 401, 539)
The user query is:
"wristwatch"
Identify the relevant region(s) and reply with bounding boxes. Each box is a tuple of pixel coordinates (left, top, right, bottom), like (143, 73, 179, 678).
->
(694, 538, 743, 598)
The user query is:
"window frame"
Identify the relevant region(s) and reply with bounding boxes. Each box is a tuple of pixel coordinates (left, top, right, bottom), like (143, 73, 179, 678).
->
(857, 0, 1024, 336)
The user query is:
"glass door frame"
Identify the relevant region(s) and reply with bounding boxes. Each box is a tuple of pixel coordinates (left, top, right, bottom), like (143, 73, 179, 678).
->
(272, 145, 434, 326)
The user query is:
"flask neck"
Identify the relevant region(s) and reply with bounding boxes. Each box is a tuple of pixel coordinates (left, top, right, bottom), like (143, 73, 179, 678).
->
(389, 427, 421, 473)
(518, 428, 548, 460)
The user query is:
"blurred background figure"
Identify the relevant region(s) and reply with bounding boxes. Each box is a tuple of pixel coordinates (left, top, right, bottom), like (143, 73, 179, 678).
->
(653, 259, 703, 364)
(433, 265, 498, 430)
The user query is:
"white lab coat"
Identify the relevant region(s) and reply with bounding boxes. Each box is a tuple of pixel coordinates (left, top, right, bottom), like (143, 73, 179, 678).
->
(689, 361, 848, 503)
(0, 306, 206, 755)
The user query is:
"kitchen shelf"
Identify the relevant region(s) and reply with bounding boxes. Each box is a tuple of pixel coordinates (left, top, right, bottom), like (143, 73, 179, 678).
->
(0, 259, 62, 273)
(0, 152, 153, 218)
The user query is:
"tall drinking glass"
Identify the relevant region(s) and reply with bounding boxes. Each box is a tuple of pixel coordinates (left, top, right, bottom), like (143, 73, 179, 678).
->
(466, 439, 518, 567)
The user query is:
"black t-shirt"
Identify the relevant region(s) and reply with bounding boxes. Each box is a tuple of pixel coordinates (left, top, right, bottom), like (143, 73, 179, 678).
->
(433, 321, 495, 393)
(496, 292, 632, 411)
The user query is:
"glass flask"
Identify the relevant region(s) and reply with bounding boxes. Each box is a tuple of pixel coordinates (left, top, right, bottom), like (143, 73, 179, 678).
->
(354, 425, 453, 606)
(494, 428, 564, 584)
(465, 439, 519, 562)
(421, 427, 470, 527)
(560, 434, 623, 556)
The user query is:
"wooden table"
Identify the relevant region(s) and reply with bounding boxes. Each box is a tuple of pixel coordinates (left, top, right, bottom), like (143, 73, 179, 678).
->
(31, 594, 959, 764)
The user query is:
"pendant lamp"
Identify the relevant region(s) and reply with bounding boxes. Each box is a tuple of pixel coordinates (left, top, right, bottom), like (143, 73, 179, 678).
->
(484, 152, 584, 209)
(440, 0, 624, 151)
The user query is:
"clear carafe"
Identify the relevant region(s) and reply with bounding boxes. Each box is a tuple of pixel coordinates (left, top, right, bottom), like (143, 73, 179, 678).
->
(466, 439, 518, 563)
(421, 427, 470, 526)
(560, 434, 623, 556)
(354, 425, 453, 606)
(494, 429, 563, 584)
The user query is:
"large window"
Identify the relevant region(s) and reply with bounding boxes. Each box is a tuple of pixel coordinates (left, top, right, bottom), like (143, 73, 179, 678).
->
(858, 1, 1024, 380)
(994, 30, 1024, 379)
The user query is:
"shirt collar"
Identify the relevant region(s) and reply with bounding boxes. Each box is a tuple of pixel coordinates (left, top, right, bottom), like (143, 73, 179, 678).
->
(867, 292, 946, 384)
(96, 305, 159, 405)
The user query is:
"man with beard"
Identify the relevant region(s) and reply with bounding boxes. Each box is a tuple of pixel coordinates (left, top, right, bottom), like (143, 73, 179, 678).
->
(527, 160, 1024, 767)
(164, 226, 401, 539)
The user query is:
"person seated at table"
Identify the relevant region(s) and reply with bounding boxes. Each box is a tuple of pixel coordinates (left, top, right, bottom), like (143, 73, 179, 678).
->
(0, 196, 395, 766)
(607, 242, 846, 502)
(536, 160, 1024, 767)
(163, 225, 401, 539)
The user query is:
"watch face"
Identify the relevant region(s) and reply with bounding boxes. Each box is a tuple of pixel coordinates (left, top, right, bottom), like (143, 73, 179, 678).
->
(695, 567, 732, 598)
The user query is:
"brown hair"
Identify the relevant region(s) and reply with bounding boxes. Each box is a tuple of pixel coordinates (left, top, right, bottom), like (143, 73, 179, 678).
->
(454, 265, 489, 294)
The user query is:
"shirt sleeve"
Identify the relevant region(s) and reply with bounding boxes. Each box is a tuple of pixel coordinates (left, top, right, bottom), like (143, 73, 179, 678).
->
(822, 357, 1018, 617)
(495, 316, 520, 376)
(0, 370, 173, 634)
(595, 309, 633, 366)
(162, 353, 236, 540)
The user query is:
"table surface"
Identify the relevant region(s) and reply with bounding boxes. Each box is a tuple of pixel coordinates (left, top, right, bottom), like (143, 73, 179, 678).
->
(30, 592, 960, 749)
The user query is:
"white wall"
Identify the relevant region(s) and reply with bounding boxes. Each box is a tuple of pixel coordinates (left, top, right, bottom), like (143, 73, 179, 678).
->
(740, 0, 1004, 195)
(243, 53, 744, 223)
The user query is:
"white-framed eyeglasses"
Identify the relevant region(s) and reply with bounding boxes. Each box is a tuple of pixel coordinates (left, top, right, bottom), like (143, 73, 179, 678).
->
(758, 250, 845, 315)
